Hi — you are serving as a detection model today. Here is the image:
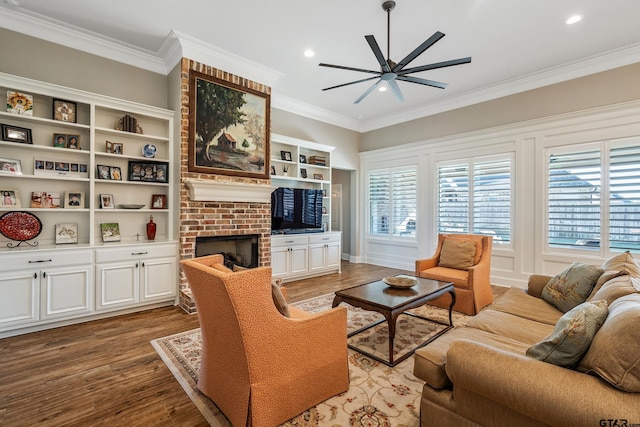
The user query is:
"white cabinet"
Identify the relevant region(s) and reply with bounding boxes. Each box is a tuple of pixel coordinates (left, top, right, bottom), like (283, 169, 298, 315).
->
(308, 232, 342, 273)
(40, 264, 93, 319)
(271, 232, 341, 281)
(271, 235, 309, 279)
(95, 244, 177, 311)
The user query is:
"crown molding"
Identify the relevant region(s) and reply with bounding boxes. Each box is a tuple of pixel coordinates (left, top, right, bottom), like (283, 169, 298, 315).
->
(271, 93, 363, 132)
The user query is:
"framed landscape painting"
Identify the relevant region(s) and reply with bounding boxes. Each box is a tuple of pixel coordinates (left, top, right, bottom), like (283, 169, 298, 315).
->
(188, 70, 270, 179)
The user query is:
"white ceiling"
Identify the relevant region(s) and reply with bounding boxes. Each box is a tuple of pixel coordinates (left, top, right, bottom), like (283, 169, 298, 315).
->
(2, 0, 640, 132)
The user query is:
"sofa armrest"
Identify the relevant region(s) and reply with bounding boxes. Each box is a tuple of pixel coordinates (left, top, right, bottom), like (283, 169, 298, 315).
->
(527, 274, 552, 298)
(446, 340, 640, 425)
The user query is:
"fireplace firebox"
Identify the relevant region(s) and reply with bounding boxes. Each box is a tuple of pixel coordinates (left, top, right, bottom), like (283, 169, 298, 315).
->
(195, 234, 259, 270)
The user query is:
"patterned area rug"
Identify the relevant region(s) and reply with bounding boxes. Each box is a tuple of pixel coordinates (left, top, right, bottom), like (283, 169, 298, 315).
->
(151, 294, 472, 426)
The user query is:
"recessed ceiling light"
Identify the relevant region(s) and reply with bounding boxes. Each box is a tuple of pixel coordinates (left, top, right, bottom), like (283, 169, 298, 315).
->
(304, 49, 315, 58)
(566, 14, 583, 25)
(378, 86, 387, 92)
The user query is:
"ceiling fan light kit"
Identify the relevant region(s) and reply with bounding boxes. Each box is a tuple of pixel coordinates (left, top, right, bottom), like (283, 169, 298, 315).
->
(319, 0, 471, 104)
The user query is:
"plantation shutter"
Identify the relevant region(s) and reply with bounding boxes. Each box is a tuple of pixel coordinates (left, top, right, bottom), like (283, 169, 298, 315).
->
(437, 163, 469, 233)
(391, 169, 417, 237)
(369, 171, 390, 235)
(473, 157, 512, 243)
(609, 144, 640, 251)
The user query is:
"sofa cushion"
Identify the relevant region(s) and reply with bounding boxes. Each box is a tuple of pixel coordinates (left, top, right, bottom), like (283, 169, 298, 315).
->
(490, 287, 562, 325)
(444, 234, 483, 265)
(600, 250, 640, 279)
(577, 294, 640, 392)
(587, 270, 628, 301)
(526, 299, 609, 367)
(588, 275, 640, 305)
(438, 239, 476, 270)
(466, 309, 554, 345)
(541, 262, 604, 312)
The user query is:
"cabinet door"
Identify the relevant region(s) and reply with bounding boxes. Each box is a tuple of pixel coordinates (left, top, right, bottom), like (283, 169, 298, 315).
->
(140, 257, 177, 302)
(96, 261, 138, 310)
(308, 243, 326, 273)
(0, 271, 39, 329)
(289, 245, 309, 276)
(325, 242, 342, 270)
(271, 246, 289, 278)
(42, 265, 93, 319)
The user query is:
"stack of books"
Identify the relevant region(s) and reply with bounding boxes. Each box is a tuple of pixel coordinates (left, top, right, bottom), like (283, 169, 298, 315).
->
(308, 156, 327, 166)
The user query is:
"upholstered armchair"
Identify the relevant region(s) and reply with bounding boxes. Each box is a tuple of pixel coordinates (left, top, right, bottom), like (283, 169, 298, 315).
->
(180, 255, 349, 427)
(415, 233, 493, 315)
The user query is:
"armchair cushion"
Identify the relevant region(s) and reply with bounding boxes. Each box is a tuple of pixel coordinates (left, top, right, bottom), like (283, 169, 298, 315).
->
(271, 281, 290, 317)
(438, 239, 476, 270)
(526, 299, 608, 367)
(541, 262, 604, 312)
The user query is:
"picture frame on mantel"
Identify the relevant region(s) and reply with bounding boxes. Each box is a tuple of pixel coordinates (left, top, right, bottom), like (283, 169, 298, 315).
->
(187, 69, 270, 179)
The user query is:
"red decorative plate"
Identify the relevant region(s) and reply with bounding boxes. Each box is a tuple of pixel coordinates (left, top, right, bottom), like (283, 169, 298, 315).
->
(0, 211, 43, 241)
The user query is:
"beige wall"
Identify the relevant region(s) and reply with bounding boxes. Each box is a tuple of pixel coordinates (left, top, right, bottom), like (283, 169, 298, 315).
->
(361, 62, 640, 152)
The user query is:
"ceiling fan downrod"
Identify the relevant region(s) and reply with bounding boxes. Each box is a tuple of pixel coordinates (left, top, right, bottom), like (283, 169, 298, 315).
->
(383, 0, 396, 62)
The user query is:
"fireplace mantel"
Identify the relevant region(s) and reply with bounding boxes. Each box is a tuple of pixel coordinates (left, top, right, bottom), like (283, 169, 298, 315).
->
(185, 179, 276, 203)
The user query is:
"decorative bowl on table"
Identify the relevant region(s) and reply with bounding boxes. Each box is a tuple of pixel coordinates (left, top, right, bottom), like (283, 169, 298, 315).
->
(382, 276, 418, 289)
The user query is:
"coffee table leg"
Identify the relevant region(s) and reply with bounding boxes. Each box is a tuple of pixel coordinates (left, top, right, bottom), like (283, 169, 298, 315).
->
(447, 290, 456, 326)
(332, 295, 343, 308)
(387, 312, 399, 365)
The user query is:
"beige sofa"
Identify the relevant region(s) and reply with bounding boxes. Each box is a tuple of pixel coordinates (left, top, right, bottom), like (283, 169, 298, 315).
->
(413, 256, 640, 426)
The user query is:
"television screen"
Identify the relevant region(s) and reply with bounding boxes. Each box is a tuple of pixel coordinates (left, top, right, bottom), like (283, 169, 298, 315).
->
(271, 187, 323, 230)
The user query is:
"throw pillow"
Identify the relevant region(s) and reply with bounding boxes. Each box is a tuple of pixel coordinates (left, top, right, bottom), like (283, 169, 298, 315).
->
(212, 263, 233, 273)
(587, 270, 627, 301)
(444, 234, 484, 265)
(438, 239, 477, 270)
(526, 299, 609, 368)
(600, 251, 640, 279)
(232, 264, 248, 272)
(577, 294, 640, 392)
(271, 282, 290, 317)
(541, 262, 604, 312)
(588, 275, 640, 305)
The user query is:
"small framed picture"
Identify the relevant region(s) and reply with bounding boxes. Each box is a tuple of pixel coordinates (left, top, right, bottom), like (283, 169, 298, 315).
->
(0, 157, 22, 175)
(7, 91, 33, 115)
(151, 194, 167, 209)
(55, 223, 78, 244)
(55, 162, 69, 172)
(322, 189, 327, 197)
(101, 223, 121, 242)
(53, 133, 67, 148)
(105, 140, 123, 154)
(97, 164, 111, 180)
(299, 154, 307, 163)
(110, 166, 122, 180)
(64, 191, 84, 208)
(322, 206, 327, 214)
(30, 192, 61, 208)
(280, 151, 292, 161)
(0, 189, 20, 207)
(66, 135, 80, 150)
(34, 159, 45, 171)
(313, 173, 324, 180)
(2, 124, 32, 144)
(322, 223, 328, 232)
(99, 193, 114, 209)
(270, 165, 276, 175)
(300, 168, 307, 179)
(52, 98, 77, 123)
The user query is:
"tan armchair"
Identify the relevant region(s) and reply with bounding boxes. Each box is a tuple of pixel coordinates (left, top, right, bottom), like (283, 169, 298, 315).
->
(415, 233, 493, 315)
(180, 255, 349, 427)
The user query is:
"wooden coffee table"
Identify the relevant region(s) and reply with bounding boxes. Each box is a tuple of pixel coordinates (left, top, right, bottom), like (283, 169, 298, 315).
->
(332, 276, 455, 366)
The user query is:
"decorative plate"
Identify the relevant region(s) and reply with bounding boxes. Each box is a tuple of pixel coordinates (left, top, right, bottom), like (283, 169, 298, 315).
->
(142, 144, 157, 158)
(118, 204, 145, 209)
(0, 211, 42, 241)
(382, 276, 418, 289)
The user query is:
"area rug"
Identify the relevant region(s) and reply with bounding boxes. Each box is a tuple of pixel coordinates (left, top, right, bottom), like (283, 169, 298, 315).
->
(151, 294, 472, 426)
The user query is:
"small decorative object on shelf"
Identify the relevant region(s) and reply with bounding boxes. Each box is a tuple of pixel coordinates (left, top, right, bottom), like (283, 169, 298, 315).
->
(63, 191, 84, 208)
(270, 165, 276, 175)
(151, 194, 166, 209)
(1, 188, 20, 207)
(115, 114, 143, 134)
(101, 223, 121, 242)
(0, 158, 22, 175)
(142, 144, 156, 158)
(0, 211, 42, 248)
(34, 158, 87, 178)
(67, 135, 80, 149)
(30, 192, 61, 208)
(2, 124, 32, 144)
(106, 141, 124, 154)
(146, 215, 156, 241)
(55, 223, 78, 244)
(110, 166, 122, 180)
(6, 91, 33, 116)
(99, 193, 114, 209)
(282, 165, 289, 176)
(128, 160, 168, 182)
(300, 168, 307, 178)
(313, 173, 324, 180)
(280, 150, 292, 161)
(308, 155, 327, 166)
(299, 154, 307, 163)
(52, 99, 77, 123)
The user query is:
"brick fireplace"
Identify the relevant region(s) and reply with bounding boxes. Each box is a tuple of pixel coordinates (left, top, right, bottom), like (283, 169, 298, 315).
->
(178, 58, 273, 313)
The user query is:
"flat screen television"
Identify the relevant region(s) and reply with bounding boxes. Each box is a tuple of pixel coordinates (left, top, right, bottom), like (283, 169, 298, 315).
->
(271, 187, 323, 231)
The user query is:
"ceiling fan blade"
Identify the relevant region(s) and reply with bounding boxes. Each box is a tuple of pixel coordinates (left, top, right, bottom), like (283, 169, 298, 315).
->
(319, 63, 381, 75)
(322, 76, 380, 91)
(354, 79, 383, 104)
(397, 75, 448, 89)
(398, 57, 472, 75)
(365, 35, 392, 73)
(392, 31, 445, 73)
(387, 79, 404, 103)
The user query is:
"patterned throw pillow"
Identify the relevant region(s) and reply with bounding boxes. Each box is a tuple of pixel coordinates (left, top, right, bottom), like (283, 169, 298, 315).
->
(526, 299, 609, 367)
(541, 262, 604, 312)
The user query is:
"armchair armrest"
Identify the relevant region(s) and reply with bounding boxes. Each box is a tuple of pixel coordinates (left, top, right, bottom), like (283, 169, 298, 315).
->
(416, 256, 438, 274)
(446, 340, 640, 425)
(527, 275, 552, 298)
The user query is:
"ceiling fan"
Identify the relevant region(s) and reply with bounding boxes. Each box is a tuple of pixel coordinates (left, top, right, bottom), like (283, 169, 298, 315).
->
(319, 1, 471, 104)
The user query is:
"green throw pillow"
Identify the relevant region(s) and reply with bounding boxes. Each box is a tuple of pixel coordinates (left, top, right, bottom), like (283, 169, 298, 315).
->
(526, 299, 609, 367)
(541, 262, 604, 312)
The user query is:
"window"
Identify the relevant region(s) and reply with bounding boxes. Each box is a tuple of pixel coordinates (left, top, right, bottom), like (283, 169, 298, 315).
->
(368, 167, 417, 237)
(547, 139, 640, 251)
(437, 155, 512, 244)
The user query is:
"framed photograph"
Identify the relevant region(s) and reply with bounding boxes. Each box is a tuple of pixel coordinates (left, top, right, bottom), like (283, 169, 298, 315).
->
(66, 135, 80, 150)
(270, 165, 276, 175)
(187, 70, 270, 179)
(2, 124, 32, 144)
(0, 157, 22, 175)
(97, 164, 111, 180)
(299, 154, 307, 163)
(52, 98, 77, 123)
(53, 133, 66, 148)
(64, 191, 84, 208)
(30, 192, 61, 208)
(151, 194, 167, 209)
(322, 206, 328, 214)
(55, 223, 78, 244)
(0, 189, 20, 207)
(280, 151, 292, 161)
(99, 194, 114, 209)
(127, 161, 168, 183)
(313, 173, 324, 180)
(101, 223, 121, 242)
(300, 168, 307, 179)
(105, 140, 123, 154)
(55, 162, 69, 172)
(110, 166, 122, 180)
(7, 91, 33, 115)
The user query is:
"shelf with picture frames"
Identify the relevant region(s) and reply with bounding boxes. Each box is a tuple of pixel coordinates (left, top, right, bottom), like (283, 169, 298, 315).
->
(0, 72, 178, 338)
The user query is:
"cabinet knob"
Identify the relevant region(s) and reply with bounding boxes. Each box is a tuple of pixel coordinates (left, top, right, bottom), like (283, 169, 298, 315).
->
(136, 262, 139, 268)
(34, 272, 37, 279)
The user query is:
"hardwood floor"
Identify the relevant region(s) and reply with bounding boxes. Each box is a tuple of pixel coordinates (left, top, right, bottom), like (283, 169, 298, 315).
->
(0, 261, 409, 426)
